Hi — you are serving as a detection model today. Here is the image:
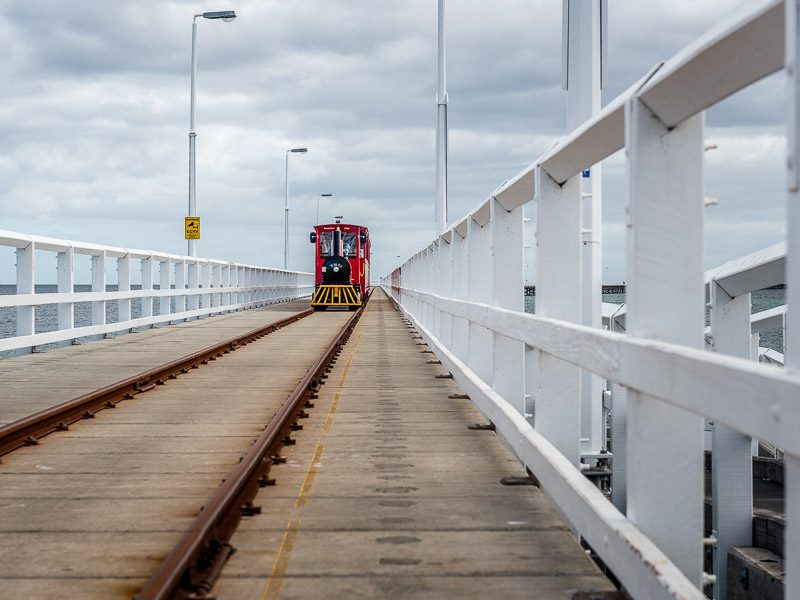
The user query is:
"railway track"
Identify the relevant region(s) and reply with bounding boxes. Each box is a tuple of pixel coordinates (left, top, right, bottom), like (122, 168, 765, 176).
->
(0, 296, 368, 599)
(136, 298, 367, 599)
(0, 309, 313, 458)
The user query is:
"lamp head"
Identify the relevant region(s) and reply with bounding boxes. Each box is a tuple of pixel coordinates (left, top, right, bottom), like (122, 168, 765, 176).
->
(290, 147, 308, 153)
(321, 193, 333, 197)
(202, 10, 237, 21)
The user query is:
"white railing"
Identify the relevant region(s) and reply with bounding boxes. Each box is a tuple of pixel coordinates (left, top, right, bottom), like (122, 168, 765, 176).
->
(0, 229, 314, 354)
(382, 1, 798, 598)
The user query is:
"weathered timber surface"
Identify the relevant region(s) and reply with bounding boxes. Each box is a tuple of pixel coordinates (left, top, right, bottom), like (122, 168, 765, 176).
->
(213, 288, 615, 599)
(0, 299, 310, 425)
(0, 308, 351, 599)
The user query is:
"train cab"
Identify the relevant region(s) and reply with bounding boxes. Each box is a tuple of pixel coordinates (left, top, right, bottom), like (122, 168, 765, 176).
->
(309, 222, 370, 309)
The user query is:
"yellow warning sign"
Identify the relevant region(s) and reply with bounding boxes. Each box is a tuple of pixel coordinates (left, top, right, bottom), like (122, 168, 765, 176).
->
(185, 216, 200, 240)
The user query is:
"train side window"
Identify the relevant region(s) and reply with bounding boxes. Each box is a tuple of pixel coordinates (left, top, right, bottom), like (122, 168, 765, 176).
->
(319, 232, 333, 257)
(343, 233, 357, 257)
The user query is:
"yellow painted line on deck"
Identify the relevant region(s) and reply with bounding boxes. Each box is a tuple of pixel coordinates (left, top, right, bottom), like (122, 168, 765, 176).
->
(262, 331, 362, 600)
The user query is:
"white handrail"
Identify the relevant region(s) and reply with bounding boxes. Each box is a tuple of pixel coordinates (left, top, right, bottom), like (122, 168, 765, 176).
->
(0, 228, 314, 354)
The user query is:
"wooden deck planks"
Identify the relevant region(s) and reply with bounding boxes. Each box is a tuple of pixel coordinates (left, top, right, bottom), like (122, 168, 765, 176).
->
(212, 289, 616, 599)
(0, 308, 351, 599)
(0, 300, 310, 425)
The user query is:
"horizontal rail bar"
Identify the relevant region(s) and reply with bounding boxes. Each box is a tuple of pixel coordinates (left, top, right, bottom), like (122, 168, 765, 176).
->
(0, 285, 314, 308)
(0, 295, 311, 353)
(401, 287, 800, 457)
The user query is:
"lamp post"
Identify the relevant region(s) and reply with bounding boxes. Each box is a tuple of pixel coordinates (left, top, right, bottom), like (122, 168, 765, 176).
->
(284, 147, 308, 270)
(317, 193, 332, 225)
(188, 10, 236, 257)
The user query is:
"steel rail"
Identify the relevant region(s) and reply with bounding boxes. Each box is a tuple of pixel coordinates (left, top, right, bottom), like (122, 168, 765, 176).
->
(135, 291, 370, 600)
(0, 309, 313, 457)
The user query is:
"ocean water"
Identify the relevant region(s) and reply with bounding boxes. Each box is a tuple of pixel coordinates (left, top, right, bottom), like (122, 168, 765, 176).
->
(524, 289, 785, 353)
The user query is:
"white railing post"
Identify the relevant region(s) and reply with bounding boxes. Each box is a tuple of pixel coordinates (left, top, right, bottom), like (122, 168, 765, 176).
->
(451, 227, 469, 364)
(223, 264, 231, 308)
(202, 261, 212, 309)
(57, 246, 74, 332)
(212, 265, 221, 308)
(785, 0, 800, 594)
(141, 256, 153, 319)
(431, 243, 441, 337)
(91, 251, 106, 327)
(118, 254, 131, 324)
(625, 96, 704, 585)
(440, 232, 454, 348)
(467, 214, 493, 384)
(491, 197, 525, 414)
(16, 242, 35, 338)
(188, 260, 199, 311)
(534, 167, 582, 465)
(709, 282, 753, 599)
(174, 260, 186, 316)
(159, 259, 171, 317)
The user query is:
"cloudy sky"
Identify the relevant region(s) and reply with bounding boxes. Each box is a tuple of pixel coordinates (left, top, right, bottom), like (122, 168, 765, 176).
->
(0, 0, 786, 283)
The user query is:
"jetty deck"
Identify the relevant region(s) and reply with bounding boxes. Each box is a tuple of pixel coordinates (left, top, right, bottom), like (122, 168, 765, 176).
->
(0, 290, 613, 598)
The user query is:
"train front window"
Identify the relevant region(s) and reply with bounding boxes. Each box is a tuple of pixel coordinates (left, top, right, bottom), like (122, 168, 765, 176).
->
(342, 233, 357, 257)
(319, 232, 333, 257)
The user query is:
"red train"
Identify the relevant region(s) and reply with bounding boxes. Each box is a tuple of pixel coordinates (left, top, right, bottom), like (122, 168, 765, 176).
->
(309, 221, 370, 310)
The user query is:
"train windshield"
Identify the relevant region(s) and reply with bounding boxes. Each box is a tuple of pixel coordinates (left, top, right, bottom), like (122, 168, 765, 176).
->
(342, 233, 357, 257)
(319, 232, 333, 257)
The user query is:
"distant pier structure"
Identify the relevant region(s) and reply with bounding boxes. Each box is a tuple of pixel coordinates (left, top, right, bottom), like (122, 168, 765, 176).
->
(524, 283, 625, 297)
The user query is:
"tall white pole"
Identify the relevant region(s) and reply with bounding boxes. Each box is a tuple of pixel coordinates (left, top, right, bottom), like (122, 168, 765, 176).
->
(284, 151, 290, 270)
(563, 0, 605, 457)
(188, 18, 198, 257)
(435, 0, 448, 235)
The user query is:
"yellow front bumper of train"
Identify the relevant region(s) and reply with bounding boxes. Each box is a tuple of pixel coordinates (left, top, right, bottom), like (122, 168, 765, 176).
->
(310, 285, 362, 307)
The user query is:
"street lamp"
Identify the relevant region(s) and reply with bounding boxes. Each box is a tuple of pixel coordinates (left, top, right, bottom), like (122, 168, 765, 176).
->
(317, 193, 332, 225)
(284, 147, 308, 269)
(187, 9, 237, 257)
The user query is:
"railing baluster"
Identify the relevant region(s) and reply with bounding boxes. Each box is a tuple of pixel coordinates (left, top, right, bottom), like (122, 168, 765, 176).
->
(784, 0, 800, 594)
(174, 260, 186, 316)
(91, 251, 106, 327)
(624, 96, 704, 585)
(534, 167, 582, 465)
(491, 197, 525, 415)
(467, 215, 493, 385)
(709, 282, 753, 599)
(141, 256, 153, 319)
(159, 259, 170, 317)
(118, 254, 131, 324)
(187, 260, 198, 312)
(16, 242, 35, 340)
(57, 246, 74, 333)
(452, 228, 469, 364)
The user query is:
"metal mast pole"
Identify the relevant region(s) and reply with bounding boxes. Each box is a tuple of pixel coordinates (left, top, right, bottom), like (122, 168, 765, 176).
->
(284, 151, 290, 270)
(563, 0, 606, 457)
(435, 0, 448, 235)
(188, 17, 198, 257)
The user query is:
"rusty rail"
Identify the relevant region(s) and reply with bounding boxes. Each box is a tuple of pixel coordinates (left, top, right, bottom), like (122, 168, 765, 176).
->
(135, 292, 369, 600)
(0, 309, 313, 457)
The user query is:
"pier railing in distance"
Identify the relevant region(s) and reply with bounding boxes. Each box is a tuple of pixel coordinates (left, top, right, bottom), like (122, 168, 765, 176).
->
(0, 229, 314, 354)
(382, 1, 798, 598)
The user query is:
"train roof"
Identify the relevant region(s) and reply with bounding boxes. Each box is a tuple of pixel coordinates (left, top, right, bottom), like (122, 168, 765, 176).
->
(314, 223, 369, 232)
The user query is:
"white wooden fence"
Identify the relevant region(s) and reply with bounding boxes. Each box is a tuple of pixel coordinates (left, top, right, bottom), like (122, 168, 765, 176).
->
(383, 1, 798, 598)
(0, 229, 314, 354)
